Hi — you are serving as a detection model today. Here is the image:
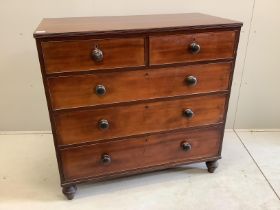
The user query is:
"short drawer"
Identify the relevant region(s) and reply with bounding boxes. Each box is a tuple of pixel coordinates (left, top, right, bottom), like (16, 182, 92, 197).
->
(48, 62, 231, 110)
(60, 126, 222, 181)
(150, 31, 236, 65)
(55, 94, 226, 145)
(41, 37, 145, 74)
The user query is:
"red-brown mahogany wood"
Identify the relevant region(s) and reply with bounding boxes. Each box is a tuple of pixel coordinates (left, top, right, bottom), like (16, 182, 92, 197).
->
(34, 13, 242, 38)
(42, 37, 145, 73)
(60, 126, 222, 181)
(34, 13, 242, 199)
(48, 62, 232, 110)
(54, 94, 226, 145)
(150, 31, 236, 65)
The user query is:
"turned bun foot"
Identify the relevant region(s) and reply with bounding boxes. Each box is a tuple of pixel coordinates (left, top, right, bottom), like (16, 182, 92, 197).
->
(62, 185, 77, 200)
(206, 160, 218, 173)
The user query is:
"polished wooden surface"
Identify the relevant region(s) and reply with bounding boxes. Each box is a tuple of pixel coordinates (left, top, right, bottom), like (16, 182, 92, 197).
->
(34, 13, 242, 38)
(48, 62, 231, 110)
(34, 13, 242, 198)
(61, 126, 221, 181)
(55, 94, 226, 145)
(42, 37, 144, 73)
(150, 31, 236, 65)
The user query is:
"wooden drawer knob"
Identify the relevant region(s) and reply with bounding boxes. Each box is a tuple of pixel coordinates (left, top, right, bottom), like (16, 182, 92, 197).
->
(101, 153, 111, 165)
(181, 141, 192, 152)
(95, 84, 106, 96)
(185, 75, 197, 86)
(91, 45, 103, 62)
(98, 119, 109, 129)
(183, 108, 194, 119)
(189, 42, 201, 54)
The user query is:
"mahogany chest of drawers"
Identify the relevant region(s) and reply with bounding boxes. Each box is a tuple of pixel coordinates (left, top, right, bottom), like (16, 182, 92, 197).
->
(34, 13, 242, 199)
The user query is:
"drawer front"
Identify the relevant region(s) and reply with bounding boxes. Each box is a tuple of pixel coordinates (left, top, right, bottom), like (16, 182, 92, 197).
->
(150, 31, 236, 65)
(55, 94, 226, 145)
(49, 62, 231, 110)
(60, 126, 222, 181)
(42, 38, 145, 74)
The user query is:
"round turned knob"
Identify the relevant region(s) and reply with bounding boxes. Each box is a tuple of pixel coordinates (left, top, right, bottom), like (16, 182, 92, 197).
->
(91, 46, 103, 62)
(95, 84, 106, 96)
(183, 109, 194, 119)
(98, 119, 109, 130)
(101, 153, 111, 165)
(189, 42, 201, 54)
(185, 76, 197, 86)
(181, 142, 192, 152)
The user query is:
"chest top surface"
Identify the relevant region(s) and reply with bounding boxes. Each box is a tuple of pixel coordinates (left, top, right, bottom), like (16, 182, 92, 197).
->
(34, 13, 242, 38)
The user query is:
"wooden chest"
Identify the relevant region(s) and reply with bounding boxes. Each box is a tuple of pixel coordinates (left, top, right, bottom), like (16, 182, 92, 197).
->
(34, 13, 242, 199)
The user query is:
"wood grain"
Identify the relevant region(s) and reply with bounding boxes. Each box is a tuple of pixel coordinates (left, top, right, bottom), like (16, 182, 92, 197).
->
(33, 13, 243, 195)
(34, 13, 242, 38)
(42, 37, 145, 74)
(150, 31, 236, 65)
(60, 126, 222, 181)
(48, 62, 232, 110)
(55, 94, 226, 145)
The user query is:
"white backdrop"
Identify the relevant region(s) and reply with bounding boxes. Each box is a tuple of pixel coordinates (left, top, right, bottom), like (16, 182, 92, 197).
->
(0, 0, 279, 130)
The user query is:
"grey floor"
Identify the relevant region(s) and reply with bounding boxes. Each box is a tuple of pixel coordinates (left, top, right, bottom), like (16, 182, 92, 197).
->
(0, 130, 280, 210)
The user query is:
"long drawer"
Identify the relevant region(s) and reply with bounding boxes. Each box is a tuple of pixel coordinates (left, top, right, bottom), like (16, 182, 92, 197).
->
(48, 62, 232, 110)
(41, 37, 145, 74)
(55, 94, 226, 145)
(150, 31, 236, 65)
(60, 126, 222, 181)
